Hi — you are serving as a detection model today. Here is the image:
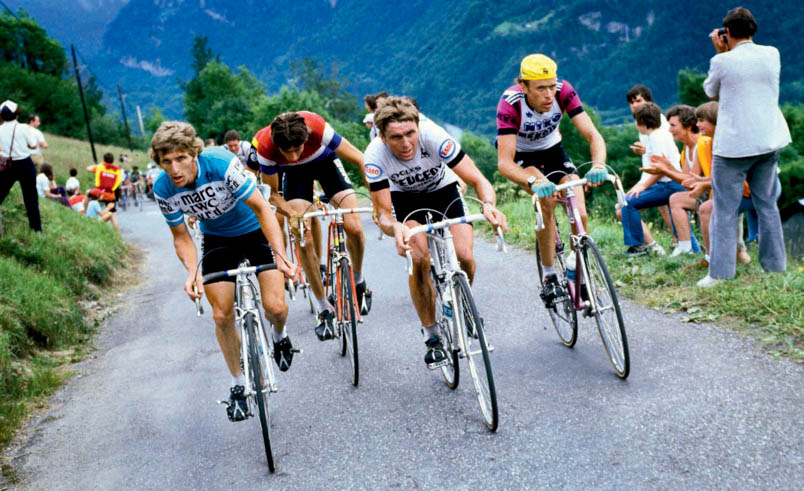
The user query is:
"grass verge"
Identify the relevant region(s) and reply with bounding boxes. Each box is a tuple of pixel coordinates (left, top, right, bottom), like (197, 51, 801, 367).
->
(473, 195, 804, 361)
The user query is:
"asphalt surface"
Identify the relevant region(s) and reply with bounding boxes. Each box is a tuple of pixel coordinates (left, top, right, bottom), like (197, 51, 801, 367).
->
(3, 199, 802, 489)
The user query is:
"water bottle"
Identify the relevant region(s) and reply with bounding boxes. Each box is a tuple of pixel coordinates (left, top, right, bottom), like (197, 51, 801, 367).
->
(566, 251, 576, 282)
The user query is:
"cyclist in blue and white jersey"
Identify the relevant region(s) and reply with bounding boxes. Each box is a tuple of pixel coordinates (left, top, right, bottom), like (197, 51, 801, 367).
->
(152, 121, 296, 422)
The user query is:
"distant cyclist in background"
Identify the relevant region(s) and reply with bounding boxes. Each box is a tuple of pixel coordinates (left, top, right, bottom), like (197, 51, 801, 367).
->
(495, 54, 607, 308)
(151, 121, 295, 422)
(254, 111, 372, 342)
(223, 129, 252, 166)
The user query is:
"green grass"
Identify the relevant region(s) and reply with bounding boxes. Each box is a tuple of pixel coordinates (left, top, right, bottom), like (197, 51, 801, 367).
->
(474, 194, 804, 361)
(0, 136, 137, 450)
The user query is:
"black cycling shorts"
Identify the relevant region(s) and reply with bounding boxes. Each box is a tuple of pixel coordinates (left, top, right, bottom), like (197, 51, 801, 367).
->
(201, 228, 276, 284)
(515, 142, 578, 185)
(391, 182, 468, 225)
(283, 156, 353, 202)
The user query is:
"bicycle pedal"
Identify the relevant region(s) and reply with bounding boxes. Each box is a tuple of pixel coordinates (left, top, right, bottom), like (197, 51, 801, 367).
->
(427, 359, 450, 370)
(217, 400, 231, 407)
(290, 348, 303, 354)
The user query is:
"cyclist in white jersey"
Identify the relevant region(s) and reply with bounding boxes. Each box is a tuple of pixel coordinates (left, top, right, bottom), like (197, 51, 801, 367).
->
(496, 54, 608, 307)
(365, 96, 506, 368)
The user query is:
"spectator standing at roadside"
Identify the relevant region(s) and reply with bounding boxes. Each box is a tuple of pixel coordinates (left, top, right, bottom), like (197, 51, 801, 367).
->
(0, 100, 42, 232)
(699, 6, 791, 287)
(27, 114, 48, 167)
(364, 91, 388, 140)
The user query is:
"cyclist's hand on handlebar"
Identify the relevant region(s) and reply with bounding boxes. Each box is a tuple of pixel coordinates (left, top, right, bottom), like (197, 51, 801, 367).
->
(394, 223, 411, 257)
(482, 203, 508, 232)
(277, 258, 297, 280)
(585, 162, 608, 190)
(184, 274, 203, 301)
(289, 213, 303, 236)
(186, 215, 198, 230)
(532, 178, 557, 199)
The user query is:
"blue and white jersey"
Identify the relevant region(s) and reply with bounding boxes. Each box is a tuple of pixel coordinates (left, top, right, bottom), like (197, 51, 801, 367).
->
(154, 146, 259, 237)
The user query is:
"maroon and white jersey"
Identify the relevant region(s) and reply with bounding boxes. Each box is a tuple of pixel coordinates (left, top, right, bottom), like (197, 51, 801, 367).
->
(496, 81, 584, 152)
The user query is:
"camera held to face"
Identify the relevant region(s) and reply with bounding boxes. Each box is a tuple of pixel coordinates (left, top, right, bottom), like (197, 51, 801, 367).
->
(717, 27, 728, 42)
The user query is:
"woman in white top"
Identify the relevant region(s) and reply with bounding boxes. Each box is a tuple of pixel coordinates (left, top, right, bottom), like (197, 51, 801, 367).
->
(0, 100, 42, 231)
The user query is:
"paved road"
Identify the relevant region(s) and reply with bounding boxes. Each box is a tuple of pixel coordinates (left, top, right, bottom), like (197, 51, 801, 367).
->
(4, 199, 802, 489)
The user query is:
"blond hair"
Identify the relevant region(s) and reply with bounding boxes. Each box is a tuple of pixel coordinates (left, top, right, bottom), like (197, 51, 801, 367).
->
(150, 121, 204, 164)
(373, 96, 419, 137)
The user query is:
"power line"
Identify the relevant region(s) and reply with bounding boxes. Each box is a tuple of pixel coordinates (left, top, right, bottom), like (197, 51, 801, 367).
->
(0, 0, 19, 19)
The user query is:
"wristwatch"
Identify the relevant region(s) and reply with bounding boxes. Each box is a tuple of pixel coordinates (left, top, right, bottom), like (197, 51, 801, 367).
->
(527, 175, 538, 187)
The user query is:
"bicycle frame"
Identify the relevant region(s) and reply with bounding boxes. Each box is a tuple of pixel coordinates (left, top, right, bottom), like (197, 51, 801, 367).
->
(234, 263, 277, 395)
(533, 175, 627, 313)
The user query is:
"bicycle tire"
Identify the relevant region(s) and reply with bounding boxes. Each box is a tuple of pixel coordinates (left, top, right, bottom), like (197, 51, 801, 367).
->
(339, 258, 359, 386)
(245, 312, 275, 472)
(454, 274, 498, 431)
(430, 268, 458, 389)
(580, 237, 630, 379)
(535, 241, 578, 347)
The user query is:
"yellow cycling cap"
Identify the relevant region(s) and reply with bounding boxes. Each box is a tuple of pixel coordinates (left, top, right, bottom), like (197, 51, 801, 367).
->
(520, 54, 557, 80)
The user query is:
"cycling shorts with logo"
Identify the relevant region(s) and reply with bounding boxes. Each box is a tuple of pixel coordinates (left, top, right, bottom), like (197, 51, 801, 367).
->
(391, 182, 467, 224)
(516, 142, 578, 185)
(283, 155, 352, 202)
(201, 229, 276, 284)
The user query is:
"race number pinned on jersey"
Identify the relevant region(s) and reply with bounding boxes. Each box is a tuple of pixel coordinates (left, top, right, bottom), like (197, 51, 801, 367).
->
(365, 163, 383, 180)
(439, 139, 456, 160)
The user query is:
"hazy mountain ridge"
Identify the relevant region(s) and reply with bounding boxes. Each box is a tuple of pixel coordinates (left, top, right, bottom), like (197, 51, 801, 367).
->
(20, 0, 804, 135)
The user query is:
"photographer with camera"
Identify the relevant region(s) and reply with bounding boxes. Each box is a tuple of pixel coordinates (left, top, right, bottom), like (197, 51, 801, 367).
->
(698, 7, 791, 287)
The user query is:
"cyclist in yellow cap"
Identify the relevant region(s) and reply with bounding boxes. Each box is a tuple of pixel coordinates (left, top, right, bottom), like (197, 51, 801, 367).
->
(496, 53, 607, 307)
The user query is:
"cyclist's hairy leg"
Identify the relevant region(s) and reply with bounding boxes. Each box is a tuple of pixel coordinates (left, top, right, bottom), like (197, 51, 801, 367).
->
(333, 190, 366, 275)
(311, 216, 323, 264)
(288, 198, 326, 299)
(451, 223, 476, 284)
(257, 270, 289, 332)
(206, 281, 242, 376)
(406, 224, 436, 327)
(560, 173, 588, 235)
(537, 195, 559, 267)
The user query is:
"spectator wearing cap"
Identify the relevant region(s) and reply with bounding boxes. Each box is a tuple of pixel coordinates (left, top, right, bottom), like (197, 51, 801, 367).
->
(699, 7, 791, 287)
(362, 113, 374, 132)
(0, 100, 42, 232)
(27, 114, 48, 166)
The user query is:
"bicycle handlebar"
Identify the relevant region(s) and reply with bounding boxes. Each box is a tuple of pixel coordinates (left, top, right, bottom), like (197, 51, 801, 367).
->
(403, 213, 507, 275)
(201, 263, 277, 283)
(532, 174, 627, 232)
(298, 207, 375, 247)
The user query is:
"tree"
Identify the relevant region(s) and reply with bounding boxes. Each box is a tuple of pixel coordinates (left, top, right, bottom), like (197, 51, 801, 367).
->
(289, 57, 360, 121)
(677, 68, 709, 107)
(144, 107, 166, 134)
(460, 131, 497, 182)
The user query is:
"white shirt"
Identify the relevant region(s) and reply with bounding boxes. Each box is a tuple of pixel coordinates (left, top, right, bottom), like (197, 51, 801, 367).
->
(36, 173, 50, 197)
(65, 176, 80, 192)
(0, 121, 36, 160)
(29, 126, 46, 155)
(639, 127, 681, 184)
(637, 113, 670, 169)
(703, 40, 791, 158)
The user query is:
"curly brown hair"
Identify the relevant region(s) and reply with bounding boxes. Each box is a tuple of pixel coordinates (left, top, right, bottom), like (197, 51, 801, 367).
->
(150, 121, 204, 165)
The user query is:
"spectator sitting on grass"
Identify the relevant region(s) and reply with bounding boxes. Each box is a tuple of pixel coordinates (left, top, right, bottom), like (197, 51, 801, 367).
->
(620, 102, 686, 256)
(35, 162, 70, 207)
(67, 187, 85, 213)
(86, 188, 119, 231)
(639, 104, 703, 256)
(65, 167, 80, 195)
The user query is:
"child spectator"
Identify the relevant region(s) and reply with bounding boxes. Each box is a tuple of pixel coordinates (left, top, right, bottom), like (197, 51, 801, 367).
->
(620, 102, 686, 256)
(65, 167, 80, 194)
(86, 188, 119, 231)
(67, 188, 85, 212)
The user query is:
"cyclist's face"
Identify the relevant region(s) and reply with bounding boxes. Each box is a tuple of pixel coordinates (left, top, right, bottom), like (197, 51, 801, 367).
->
(225, 140, 240, 154)
(158, 149, 197, 188)
(521, 78, 557, 113)
(382, 121, 419, 161)
(278, 145, 304, 163)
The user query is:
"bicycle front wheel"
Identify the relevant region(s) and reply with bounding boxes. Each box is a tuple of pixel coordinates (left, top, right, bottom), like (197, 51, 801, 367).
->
(245, 313, 275, 472)
(535, 241, 578, 347)
(454, 275, 498, 431)
(339, 258, 359, 386)
(580, 237, 629, 378)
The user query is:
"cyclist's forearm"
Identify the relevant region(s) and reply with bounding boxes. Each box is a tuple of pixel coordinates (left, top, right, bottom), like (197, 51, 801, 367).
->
(499, 158, 541, 188)
(255, 207, 287, 263)
(269, 193, 295, 218)
(173, 233, 199, 275)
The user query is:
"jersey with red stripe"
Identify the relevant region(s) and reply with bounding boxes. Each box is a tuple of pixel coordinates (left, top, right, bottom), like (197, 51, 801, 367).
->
(255, 111, 342, 175)
(496, 81, 584, 152)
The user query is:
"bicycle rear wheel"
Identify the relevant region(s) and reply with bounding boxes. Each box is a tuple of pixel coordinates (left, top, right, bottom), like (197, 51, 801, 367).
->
(580, 237, 629, 379)
(245, 312, 275, 472)
(339, 258, 359, 386)
(535, 241, 578, 347)
(454, 275, 498, 431)
(431, 270, 458, 389)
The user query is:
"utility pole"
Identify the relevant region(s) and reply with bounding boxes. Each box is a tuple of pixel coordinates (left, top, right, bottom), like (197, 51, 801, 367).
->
(117, 83, 133, 151)
(136, 105, 145, 135)
(71, 44, 97, 164)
